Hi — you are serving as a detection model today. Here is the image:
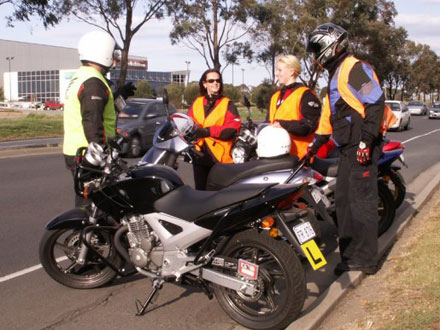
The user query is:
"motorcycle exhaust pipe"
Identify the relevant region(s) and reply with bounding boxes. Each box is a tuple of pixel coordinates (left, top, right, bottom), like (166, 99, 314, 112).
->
(114, 225, 131, 263)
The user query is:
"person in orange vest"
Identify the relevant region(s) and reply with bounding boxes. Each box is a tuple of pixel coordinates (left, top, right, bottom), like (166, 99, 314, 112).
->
(267, 55, 321, 159)
(305, 23, 396, 276)
(188, 69, 241, 190)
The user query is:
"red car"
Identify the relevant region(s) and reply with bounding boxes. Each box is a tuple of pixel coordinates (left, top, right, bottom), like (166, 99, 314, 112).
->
(45, 100, 64, 110)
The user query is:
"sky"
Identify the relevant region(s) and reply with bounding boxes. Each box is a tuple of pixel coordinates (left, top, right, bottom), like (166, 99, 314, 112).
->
(0, 0, 439, 87)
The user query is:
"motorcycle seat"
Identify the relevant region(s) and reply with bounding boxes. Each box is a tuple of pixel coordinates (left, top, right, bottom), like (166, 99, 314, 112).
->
(206, 155, 299, 191)
(311, 156, 339, 177)
(154, 183, 275, 221)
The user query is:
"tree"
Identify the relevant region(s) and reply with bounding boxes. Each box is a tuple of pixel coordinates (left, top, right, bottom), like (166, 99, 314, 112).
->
(6, 0, 166, 89)
(134, 80, 156, 99)
(58, 0, 166, 88)
(168, 0, 255, 71)
(3, 0, 59, 27)
(0, 86, 4, 101)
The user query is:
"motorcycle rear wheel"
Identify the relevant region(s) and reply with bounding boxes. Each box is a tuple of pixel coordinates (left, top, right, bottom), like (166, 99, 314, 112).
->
(378, 180, 396, 236)
(388, 171, 406, 208)
(212, 229, 306, 330)
(39, 229, 120, 289)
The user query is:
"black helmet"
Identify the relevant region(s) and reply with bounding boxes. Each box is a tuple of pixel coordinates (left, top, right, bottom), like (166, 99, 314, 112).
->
(307, 23, 348, 68)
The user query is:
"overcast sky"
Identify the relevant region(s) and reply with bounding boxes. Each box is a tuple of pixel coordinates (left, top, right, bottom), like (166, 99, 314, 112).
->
(0, 0, 439, 86)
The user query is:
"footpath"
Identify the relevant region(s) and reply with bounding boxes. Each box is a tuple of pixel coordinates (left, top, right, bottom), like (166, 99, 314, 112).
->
(2, 139, 440, 330)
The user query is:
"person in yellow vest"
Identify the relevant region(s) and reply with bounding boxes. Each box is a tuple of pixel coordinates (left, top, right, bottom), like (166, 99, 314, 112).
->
(63, 30, 122, 207)
(267, 55, 321, 159)
(188, 69, 241, 190)
(306, 23, 396, 276)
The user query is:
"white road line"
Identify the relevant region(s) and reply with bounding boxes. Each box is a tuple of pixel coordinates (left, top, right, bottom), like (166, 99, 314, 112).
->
(402, 128, 440, 144)
(0, 256, 67, 283)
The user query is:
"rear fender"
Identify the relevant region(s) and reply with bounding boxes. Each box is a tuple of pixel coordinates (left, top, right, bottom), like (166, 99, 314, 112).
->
(45, 208, 89, 230)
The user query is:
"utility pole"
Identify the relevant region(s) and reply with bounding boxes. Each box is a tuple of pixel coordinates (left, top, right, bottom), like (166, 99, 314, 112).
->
(185, 61, 190, 86)
(231, 63, 234, 85)
(241, 68, 245, 91)
(6, 56, 14, 101)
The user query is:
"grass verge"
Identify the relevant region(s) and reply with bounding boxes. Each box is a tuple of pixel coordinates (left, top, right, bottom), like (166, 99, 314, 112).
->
(0, 113, 63, 141)
(365, 199, 440, 329)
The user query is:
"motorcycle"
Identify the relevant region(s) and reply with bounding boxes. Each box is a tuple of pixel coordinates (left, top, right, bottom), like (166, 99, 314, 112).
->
(39, 92, 327, 330)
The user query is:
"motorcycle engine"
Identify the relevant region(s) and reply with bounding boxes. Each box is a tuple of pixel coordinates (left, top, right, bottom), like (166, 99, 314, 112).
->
(126, 215, 158, 268)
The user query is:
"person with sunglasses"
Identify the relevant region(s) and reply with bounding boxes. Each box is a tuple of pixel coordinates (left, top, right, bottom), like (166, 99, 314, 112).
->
(267, 54, 321, 159)
(188, 69, 241, 190)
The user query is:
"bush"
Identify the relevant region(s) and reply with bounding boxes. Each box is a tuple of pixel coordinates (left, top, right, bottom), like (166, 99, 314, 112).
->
(223, 84, 241, 103)
(134, 80, 156, 99)
(163, 83, 185, 109)
(183, 82, 200, 108)
(251, 82, 277, 110)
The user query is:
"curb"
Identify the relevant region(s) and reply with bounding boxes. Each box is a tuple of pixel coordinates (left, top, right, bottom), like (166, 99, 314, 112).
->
(287, 161, 440, 330)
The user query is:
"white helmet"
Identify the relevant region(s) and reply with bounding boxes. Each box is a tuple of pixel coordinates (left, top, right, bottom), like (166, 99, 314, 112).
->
(78, 30, 116, 68)
(256, 126, 291, 158)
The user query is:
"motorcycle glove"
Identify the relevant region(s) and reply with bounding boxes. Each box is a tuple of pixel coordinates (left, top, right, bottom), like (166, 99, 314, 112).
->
(194, 127, 210, 138)
(356, 141, 371, 165)
(116, 82, 136, 100)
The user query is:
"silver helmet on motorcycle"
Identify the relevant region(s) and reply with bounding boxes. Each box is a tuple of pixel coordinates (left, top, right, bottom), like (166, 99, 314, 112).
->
(170, 113, 195, 137)
(306, 23, 348, 68)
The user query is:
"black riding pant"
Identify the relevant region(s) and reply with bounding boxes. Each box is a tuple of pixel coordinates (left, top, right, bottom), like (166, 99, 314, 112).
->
(335, 145, 380, 267)
(64, 155, 91, 208)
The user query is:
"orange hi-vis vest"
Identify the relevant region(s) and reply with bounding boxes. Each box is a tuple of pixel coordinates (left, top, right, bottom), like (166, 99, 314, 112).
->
(192, 96, 234, 163)
(269, 86, 315, 158)
(316, 56, 396, 136)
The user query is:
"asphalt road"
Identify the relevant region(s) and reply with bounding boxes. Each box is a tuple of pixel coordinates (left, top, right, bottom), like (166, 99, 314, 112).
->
(0, 115, 439, 330)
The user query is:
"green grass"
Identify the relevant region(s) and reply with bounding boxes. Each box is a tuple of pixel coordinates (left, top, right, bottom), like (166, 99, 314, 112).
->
(0, 113, 63, 141)
(237, 106, 267, 121)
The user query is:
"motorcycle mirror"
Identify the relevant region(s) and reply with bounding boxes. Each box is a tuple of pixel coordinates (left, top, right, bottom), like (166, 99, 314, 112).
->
(162, 88, 170, 121)
(242, 95, 251, 109)
(242, 95, 252, 120)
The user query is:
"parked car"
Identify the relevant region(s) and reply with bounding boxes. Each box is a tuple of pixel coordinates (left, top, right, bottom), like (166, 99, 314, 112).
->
(386, 100, 411, 131)
(117, 98, 177, 157)
(45, 100, 64, 111)
(407, 100, 427, 115)
(428, 102, 440, 119)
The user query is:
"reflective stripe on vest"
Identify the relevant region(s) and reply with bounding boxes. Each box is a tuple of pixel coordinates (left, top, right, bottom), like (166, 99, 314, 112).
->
(269, 87, 315, 158)
(192, 96, 233, 163)
(316, 56, 396, 136)
(63, 66, 116, 156)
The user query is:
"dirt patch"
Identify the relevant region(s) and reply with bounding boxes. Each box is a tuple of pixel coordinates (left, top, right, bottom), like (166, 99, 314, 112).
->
(0, 110, 27, 119)
(318, 190, 440, 329)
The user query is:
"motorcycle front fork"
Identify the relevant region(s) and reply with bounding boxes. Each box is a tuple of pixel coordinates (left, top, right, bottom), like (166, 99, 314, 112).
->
(77, 203, 99, 265)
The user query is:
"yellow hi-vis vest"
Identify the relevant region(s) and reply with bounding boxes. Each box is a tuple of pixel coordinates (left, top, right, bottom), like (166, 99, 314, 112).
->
(316, 56, 396, 136)
(269, 87, 315, 159)
(192, 96, 233, 163)
(63, 66, 116, 156)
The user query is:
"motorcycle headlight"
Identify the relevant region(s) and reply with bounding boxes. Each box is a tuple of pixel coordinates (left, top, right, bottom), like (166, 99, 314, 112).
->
(84, 142, 107, 168)
(232, 147, 246, 164)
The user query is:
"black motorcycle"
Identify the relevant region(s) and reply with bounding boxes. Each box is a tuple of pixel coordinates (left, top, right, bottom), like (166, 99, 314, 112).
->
(39, 105, 326, 329)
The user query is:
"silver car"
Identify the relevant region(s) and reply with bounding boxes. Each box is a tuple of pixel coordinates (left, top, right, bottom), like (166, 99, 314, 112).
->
(407, 100, 428, 115)
(429, 102, 440, 119)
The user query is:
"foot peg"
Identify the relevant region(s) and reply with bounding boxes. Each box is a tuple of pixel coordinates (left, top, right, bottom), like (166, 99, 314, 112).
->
(135, 279, 163, 316)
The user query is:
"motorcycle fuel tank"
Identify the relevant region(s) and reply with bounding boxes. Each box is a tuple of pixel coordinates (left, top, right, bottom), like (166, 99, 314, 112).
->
(90, 164, 184, 219)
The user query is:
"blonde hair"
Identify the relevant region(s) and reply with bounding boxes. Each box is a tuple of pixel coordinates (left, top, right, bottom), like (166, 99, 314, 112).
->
(276, 54, 302, 76)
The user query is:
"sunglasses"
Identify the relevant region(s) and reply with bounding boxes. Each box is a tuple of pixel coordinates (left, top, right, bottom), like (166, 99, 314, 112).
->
(206, 79, 221, 83)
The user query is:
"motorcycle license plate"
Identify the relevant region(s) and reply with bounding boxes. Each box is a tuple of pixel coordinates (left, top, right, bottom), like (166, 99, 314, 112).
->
(293, 222, 327, 270)
(238, 259, 259, 280)
(293, 221, 316, 244)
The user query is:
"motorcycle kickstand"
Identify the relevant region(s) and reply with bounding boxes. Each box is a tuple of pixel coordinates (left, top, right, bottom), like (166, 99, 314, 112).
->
(135, 279, 164, 316)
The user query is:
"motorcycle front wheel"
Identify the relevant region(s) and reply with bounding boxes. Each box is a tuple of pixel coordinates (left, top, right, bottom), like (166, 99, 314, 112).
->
(212, 229, 306, 330)
(39, 228, 120, 289)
